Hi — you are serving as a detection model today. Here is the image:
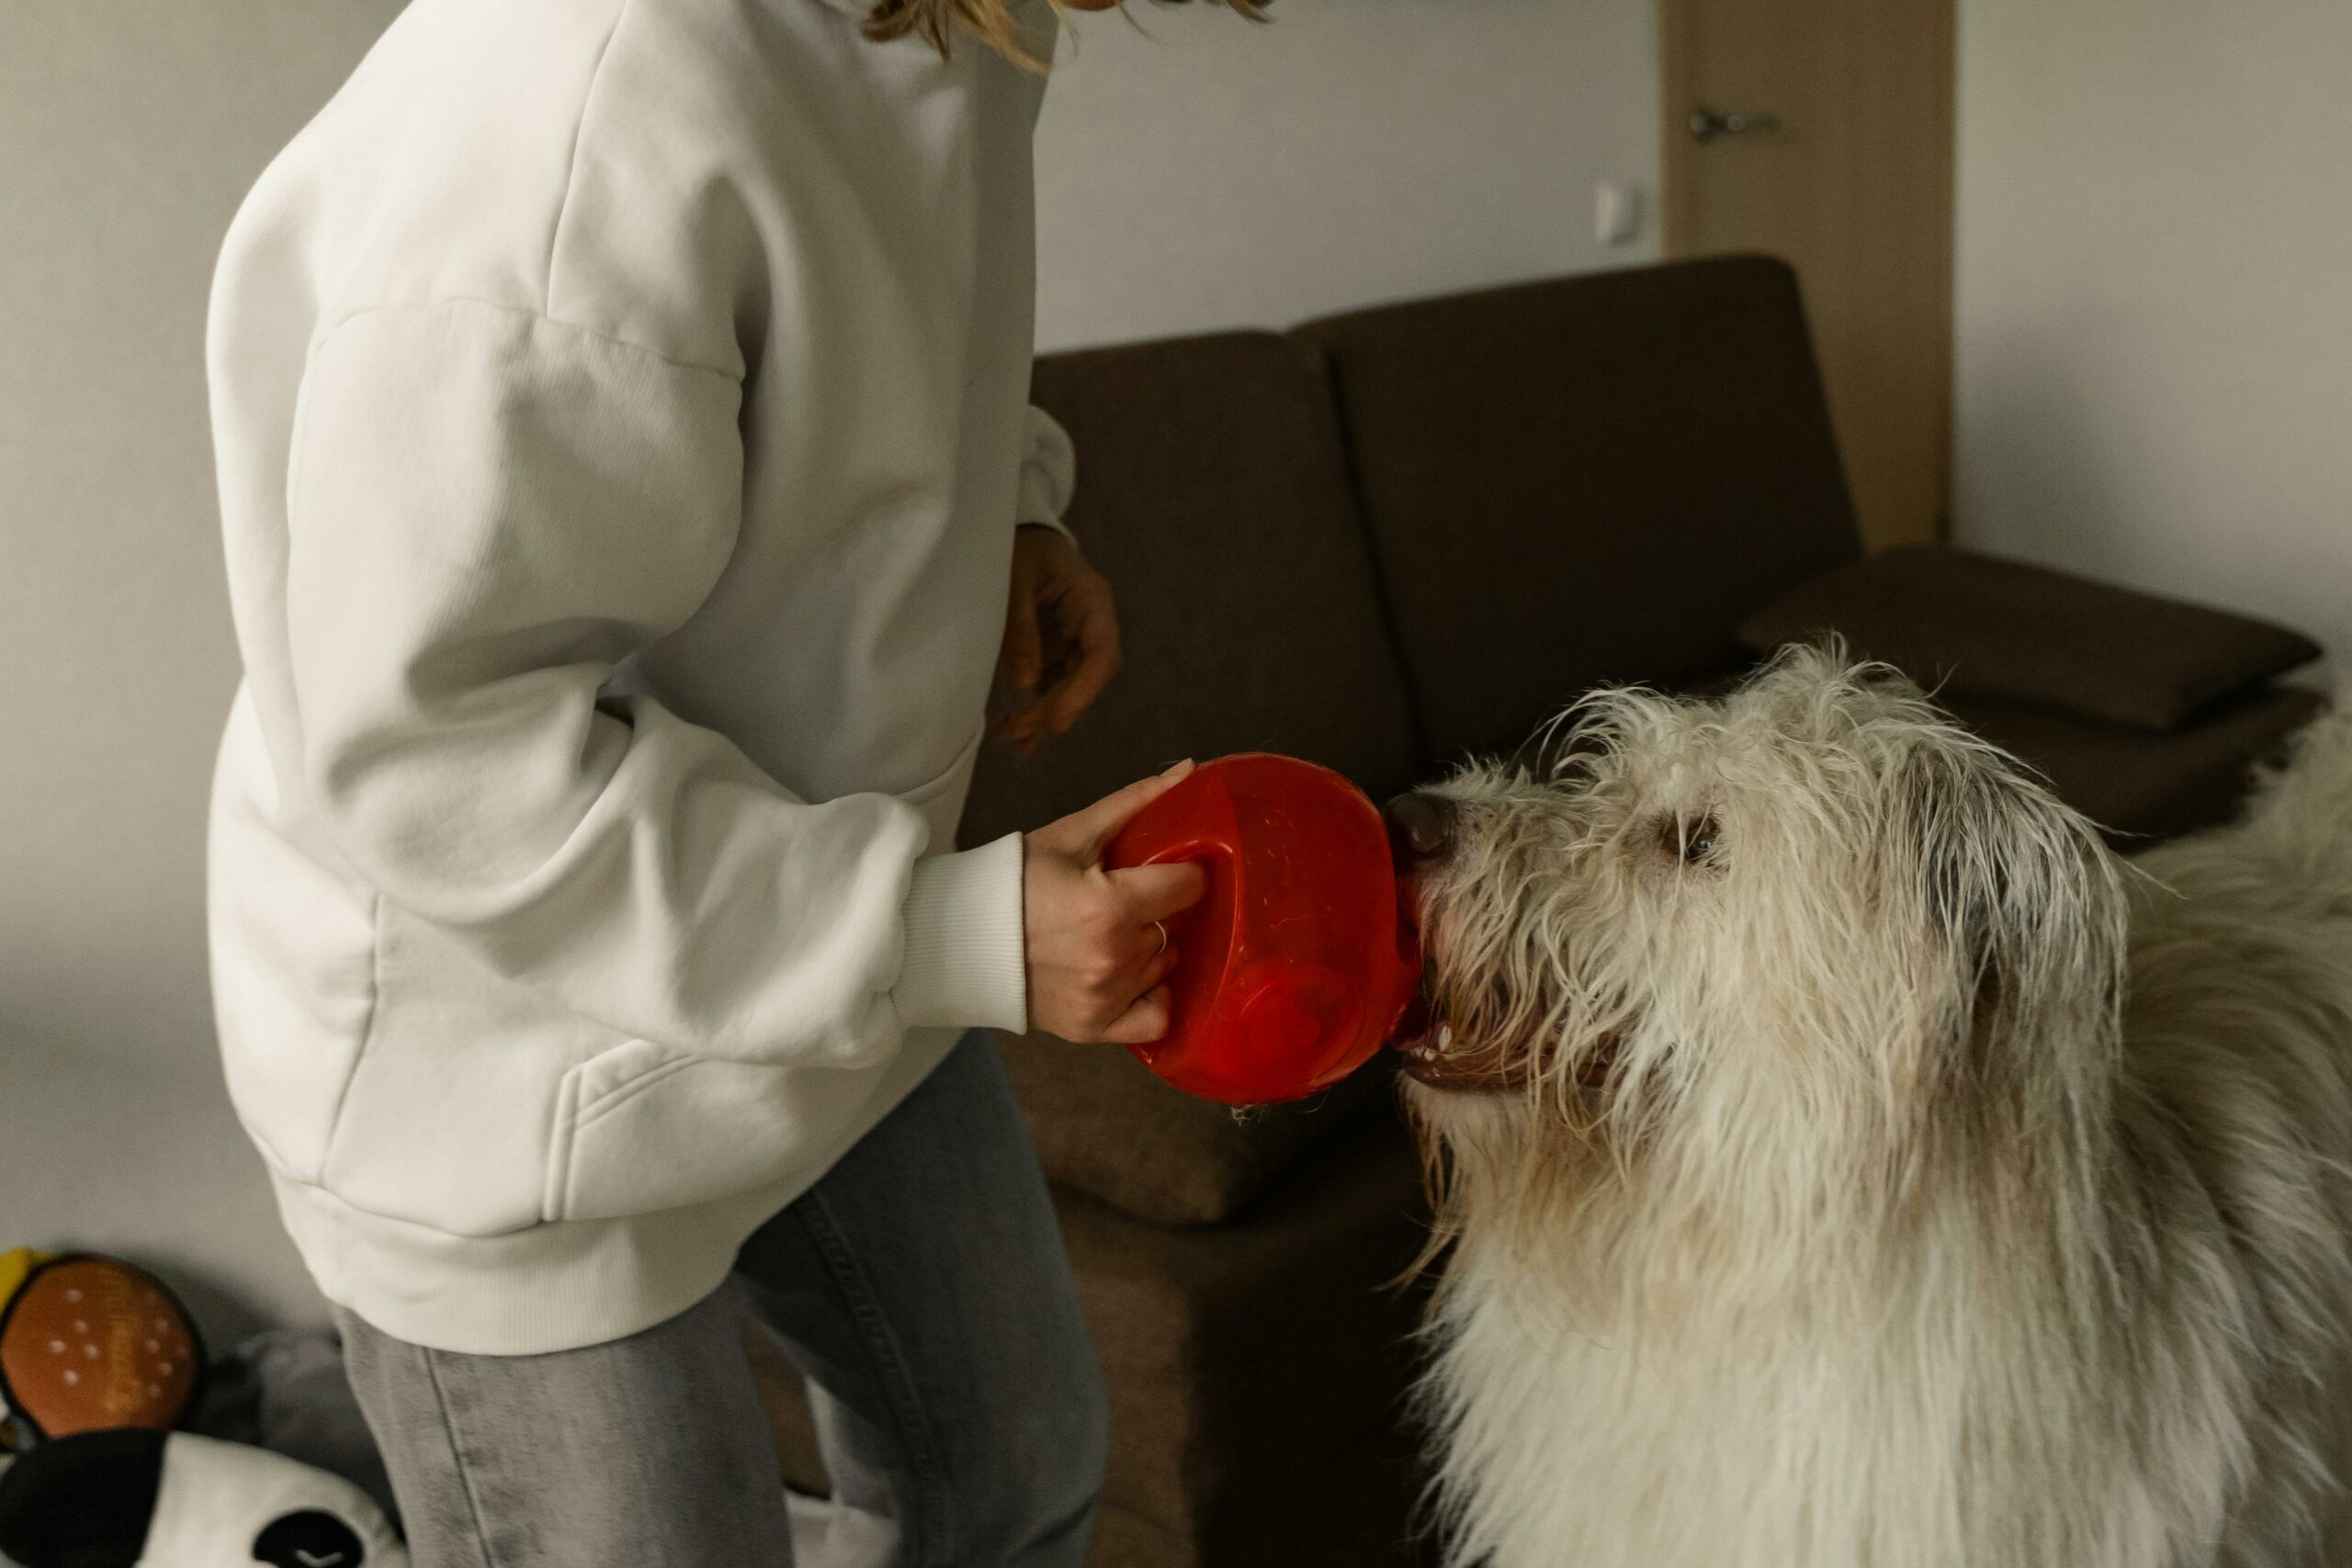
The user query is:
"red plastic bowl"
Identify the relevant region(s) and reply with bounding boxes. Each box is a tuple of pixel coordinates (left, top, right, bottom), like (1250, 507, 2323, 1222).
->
(1104, 754, 1422, 1105)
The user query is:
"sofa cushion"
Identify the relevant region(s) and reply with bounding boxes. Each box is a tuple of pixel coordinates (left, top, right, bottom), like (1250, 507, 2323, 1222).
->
(1741, 547, 2324, 732)
(1295, 255, 1863, 766)
(1053, 1108, 1430, 1568)
(1947, 683, 2325, 842)
(962, 332, 1421, 1223)
(995, 1030, 1387, 1226)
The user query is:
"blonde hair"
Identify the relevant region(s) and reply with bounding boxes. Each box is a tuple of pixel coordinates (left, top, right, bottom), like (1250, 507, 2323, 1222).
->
(865, 0, 1258, 69)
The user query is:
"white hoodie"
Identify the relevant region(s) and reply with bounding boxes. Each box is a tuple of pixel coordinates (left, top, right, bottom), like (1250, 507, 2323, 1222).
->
(205, 0, 1068, 1354)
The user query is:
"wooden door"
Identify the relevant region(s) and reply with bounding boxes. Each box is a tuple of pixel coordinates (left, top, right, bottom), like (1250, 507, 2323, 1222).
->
(1661, 0, 1955, 550)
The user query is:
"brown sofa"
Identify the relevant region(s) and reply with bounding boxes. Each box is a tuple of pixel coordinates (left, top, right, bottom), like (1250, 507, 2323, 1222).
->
(762, 256, 2324, 1565)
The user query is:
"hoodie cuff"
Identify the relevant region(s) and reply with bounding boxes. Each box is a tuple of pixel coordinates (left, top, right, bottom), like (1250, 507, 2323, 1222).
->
(892, 831, 1029, 1032)
(1014, 404, 1077, 542)
(1016, 513, 1077, 547)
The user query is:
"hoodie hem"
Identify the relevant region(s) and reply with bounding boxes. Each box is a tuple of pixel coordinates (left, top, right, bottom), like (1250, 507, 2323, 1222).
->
(277, 1022, 967, 1355)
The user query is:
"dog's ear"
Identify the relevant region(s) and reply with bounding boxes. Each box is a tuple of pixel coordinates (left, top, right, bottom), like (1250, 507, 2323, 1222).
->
(1897, 729, 2126, 1076)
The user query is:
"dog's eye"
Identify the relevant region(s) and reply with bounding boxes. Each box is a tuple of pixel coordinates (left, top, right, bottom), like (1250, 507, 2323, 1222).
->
(1658, 812, 1721, 865)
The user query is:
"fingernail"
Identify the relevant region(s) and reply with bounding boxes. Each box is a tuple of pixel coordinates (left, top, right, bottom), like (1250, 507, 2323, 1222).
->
(1162, 758, 1194, 778)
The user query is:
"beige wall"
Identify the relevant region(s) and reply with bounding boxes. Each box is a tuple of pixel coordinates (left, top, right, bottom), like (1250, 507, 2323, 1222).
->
(2, 3, 406, 1073)
(1, 0, 1658, 1320)
(1036, 0, 1659, 351)
(1952, 0, 2352, 661)
(1, 0, 410, 1325)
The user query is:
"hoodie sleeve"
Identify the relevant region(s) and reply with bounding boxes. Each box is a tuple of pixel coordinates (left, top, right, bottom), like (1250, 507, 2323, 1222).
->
(1012, 402, 1078, 543)
(281, 298, 1028, 1065)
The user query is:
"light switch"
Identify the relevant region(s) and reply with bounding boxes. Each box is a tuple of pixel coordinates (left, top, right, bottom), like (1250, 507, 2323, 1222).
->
(1596, 181, 1644, 247)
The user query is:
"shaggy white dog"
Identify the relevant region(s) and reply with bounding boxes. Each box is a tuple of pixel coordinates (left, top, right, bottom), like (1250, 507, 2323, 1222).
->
(1392, 646, 2352, 1568)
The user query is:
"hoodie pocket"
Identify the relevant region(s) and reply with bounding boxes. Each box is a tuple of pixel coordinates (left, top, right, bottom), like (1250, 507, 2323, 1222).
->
(897, 722, 986, 847)
(542, 1040, 884, 1223)
(542, 728, 987, 1224)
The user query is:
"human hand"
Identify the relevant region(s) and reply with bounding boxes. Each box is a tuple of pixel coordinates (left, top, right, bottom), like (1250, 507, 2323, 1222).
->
(994, 525, 1121, 754)
(1023, 760, 1207, 1043)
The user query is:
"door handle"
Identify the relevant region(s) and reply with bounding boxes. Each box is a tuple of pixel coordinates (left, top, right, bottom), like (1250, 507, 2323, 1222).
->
(1690, 107, 1783, 144)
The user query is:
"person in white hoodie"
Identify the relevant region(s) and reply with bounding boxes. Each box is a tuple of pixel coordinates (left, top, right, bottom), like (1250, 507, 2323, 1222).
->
(203, 0, 1245, 1561)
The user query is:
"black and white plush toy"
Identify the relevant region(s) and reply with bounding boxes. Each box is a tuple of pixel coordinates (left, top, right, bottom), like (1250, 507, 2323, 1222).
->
(0, 1427, 406, 1568)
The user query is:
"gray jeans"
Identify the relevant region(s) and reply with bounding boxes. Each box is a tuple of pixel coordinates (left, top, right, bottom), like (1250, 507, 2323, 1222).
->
(336, 1031, 1108, 1568)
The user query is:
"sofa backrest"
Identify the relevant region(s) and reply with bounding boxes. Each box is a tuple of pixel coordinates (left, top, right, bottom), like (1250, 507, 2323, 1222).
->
(1295, 254, 1864, 764)
(961, 331, 1421, 847)
(971, 262, 1870, 1231)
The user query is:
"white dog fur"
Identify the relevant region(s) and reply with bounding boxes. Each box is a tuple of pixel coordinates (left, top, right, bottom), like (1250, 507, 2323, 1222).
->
(1398, 646, 2352, 1568)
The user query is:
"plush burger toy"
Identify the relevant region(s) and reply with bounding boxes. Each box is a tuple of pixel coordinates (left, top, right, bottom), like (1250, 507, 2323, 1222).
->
(0, 1253, 202, 1449)
(0, 1252, 406, 1567)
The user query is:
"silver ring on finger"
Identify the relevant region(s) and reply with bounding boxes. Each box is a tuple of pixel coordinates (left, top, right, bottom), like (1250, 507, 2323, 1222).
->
(1151, 919, 1169, 958)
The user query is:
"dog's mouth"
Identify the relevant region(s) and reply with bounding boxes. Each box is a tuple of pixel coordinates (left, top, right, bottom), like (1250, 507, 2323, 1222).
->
(1392, 980, 1549, 1094)
(1392, 974, 1624, 1096)
(1389, 874, 1621, 1096)
(1392, 985, 1488, 1090)
(1396, 1030, 1532, 1094)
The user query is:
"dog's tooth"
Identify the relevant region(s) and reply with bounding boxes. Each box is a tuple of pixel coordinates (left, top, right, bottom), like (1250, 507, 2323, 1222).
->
(1438, 1024, 1453, 1052)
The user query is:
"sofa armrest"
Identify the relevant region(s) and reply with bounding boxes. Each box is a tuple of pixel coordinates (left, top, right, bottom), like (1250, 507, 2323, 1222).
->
(1738, 546, 2320, 732)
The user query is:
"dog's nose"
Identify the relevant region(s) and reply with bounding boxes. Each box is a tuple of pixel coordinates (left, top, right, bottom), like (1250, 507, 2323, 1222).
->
(1385, 792, 1455, 863)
